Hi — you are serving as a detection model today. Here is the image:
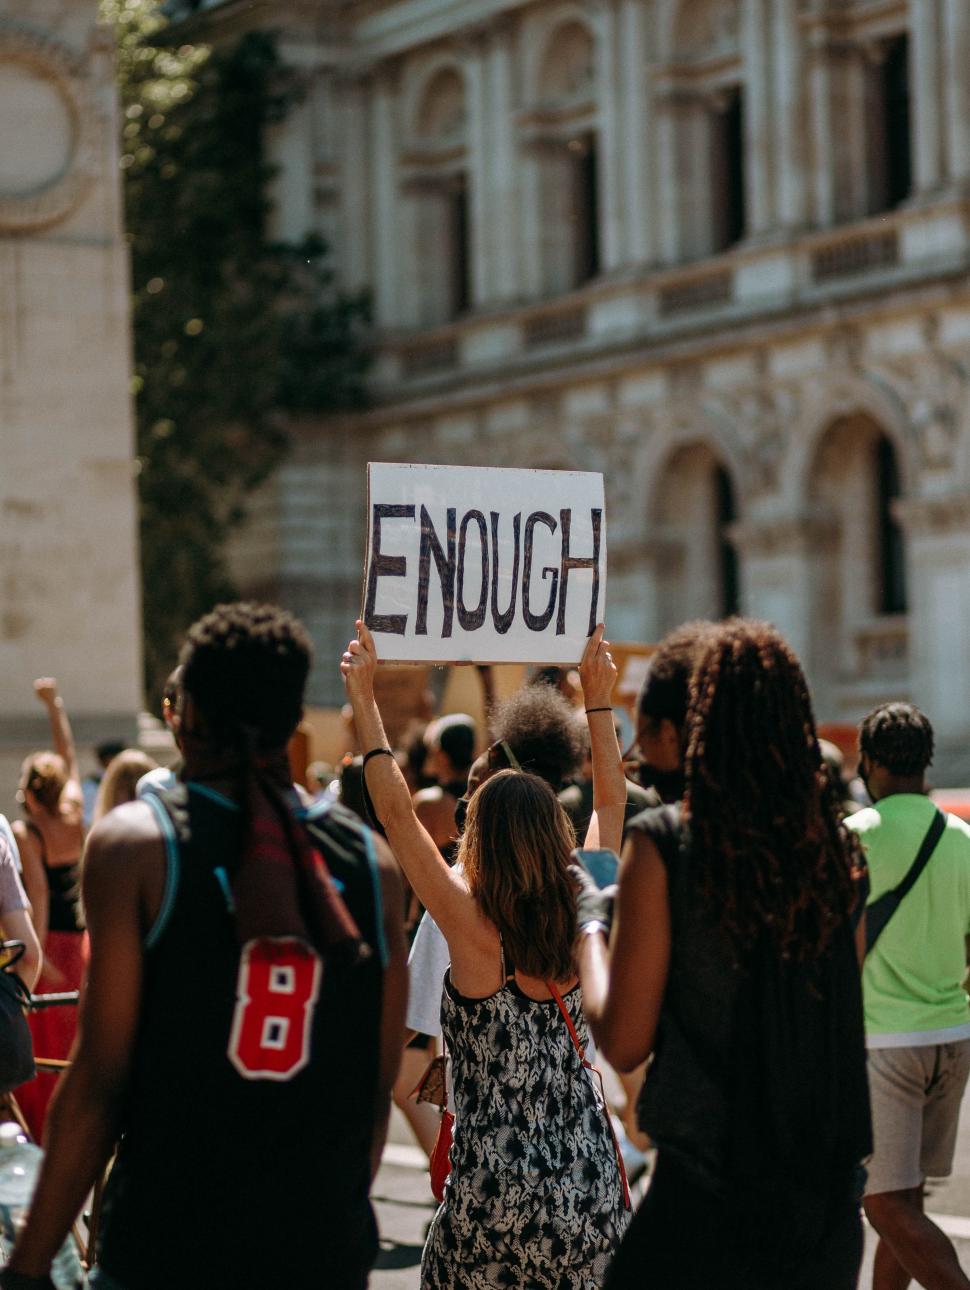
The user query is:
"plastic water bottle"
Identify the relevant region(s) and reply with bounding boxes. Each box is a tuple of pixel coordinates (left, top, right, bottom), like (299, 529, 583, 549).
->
(0, 1121, 84, 1287)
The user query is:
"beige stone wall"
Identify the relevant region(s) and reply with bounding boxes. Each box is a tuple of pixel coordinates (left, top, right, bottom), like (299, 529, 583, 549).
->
(0, 1, 142, 816)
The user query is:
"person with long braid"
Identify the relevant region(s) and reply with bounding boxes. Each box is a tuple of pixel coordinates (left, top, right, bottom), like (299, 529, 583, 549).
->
(575, 619, 872, 1290)
(3, 603, 408, 1290)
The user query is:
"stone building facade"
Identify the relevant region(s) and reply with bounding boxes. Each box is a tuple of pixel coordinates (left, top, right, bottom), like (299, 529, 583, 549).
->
(186, 0, 970, 779)
(0, 0, 142, 802)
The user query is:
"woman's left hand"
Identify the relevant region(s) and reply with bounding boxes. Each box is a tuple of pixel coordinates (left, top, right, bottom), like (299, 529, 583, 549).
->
(579, 623, 617, 712)
(341, 620, 379, 700)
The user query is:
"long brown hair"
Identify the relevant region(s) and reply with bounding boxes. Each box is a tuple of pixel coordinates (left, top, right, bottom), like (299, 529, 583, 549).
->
(458, 769, 576, 980)
(683, 619, 863, 959)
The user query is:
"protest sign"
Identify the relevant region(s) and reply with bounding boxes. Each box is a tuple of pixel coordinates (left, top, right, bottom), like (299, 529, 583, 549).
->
(362, 463, 607, 664)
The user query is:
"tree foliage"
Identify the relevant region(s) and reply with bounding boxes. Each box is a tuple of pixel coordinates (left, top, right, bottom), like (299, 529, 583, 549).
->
(101, 0, 369, 701)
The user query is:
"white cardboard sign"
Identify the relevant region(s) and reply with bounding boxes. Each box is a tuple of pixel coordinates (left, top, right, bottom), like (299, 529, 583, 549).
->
(362, 463, 607, 664)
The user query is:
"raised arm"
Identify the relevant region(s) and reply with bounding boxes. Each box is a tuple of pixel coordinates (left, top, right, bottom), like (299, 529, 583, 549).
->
(33, 679, 83, 824)
(341, 622, 485, 952)
(576, 829, 671, 1072)
(579, 626, 625, 853)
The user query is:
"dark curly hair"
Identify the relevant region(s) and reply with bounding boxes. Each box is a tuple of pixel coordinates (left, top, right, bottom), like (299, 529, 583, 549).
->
(638, 620, 717, 728)
(683, 619, 863, 959)
(179, 602, 313, 750)
(859, 702, 934, 777)
(492, 684, 584, 790)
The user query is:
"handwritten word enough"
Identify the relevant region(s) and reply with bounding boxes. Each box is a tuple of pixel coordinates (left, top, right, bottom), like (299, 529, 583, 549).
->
(364, 503, 602, 639)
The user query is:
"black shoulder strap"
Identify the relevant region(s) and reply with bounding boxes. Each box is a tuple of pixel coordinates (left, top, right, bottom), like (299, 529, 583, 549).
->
(865, 808, 946, 955)
(24, 821, 48, 867)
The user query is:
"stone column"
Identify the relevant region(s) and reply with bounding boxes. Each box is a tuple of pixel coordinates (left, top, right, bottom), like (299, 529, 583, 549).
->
(942, 0, 970, 183)
(519, 141, 546, 297)
(461, 37, 492, 306)
(741, 0, 774, 235)
(894, 497, 970, 768)
(592, 0, 625, 270)
(338, 75, 370, 293)
(911, 0, 944, 194)
(771, 0, 807, 229)
(487, 20, 520, 300)
(618, 0, 654, 265)
(370, 67, 401, 327)
(807, 31, 837, 227)
(655, 91, 681, 264)
(729, 518, 819, 675)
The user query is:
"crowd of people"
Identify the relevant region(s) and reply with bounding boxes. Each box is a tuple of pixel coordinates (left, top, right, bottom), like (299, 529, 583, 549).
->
(1, 600, 970, 1289)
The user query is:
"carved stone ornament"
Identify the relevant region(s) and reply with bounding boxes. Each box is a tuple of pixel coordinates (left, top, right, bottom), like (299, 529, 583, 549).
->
(877, 350, 970, 472)
(0, 21, 99, 234)
(706, 385, 798, 498)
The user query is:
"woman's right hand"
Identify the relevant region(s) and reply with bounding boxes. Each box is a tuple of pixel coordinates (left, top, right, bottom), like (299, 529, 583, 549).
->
(340, 620, 379, 702)
(579, 624, 617, 712)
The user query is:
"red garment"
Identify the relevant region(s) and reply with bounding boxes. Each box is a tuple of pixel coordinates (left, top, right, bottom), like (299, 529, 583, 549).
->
(15, 929, 87, 1141)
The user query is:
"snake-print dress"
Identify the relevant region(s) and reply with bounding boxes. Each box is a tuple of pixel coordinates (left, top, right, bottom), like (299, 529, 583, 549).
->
(421, 968, 629, 1288)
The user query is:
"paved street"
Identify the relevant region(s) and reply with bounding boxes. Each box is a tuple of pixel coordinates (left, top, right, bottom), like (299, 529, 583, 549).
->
(373, 1090, 970, 1290)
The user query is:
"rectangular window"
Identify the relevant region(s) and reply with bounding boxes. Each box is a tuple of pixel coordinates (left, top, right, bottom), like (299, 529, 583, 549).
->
(571, 133, 600, 286)
(711, 88, 746, 252)
(869, 34, 912, 214)
(448, 173, 471, 319)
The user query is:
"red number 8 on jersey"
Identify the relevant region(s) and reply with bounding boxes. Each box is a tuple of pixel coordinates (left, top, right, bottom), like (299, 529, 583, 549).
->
(228, 937, 322, 1081)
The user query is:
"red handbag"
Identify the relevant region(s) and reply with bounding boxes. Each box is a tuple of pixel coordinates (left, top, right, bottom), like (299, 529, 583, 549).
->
(429, 1109, 455, 1202)
(412, 1054, 454, 1202)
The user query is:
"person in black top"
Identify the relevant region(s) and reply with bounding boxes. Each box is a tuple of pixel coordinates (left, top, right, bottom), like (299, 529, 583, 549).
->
(576, 618, 872, 1290)
(2, 603, 407, 1290)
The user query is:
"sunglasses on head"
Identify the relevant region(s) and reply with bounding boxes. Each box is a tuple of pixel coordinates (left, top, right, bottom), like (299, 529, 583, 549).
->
(486, 739, 522, 773)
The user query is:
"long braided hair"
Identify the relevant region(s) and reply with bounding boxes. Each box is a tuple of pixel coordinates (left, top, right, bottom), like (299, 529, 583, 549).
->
(683, 619, 864, 959)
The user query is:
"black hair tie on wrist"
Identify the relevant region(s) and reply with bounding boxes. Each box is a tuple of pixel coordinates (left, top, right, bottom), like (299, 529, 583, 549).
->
(584, 707, 613, 716)
(363, 747, 394, 768)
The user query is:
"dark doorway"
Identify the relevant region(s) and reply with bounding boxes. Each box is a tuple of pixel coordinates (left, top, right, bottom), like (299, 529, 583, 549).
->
(716, 466, 740, 617)
(877, 435, 907, 614)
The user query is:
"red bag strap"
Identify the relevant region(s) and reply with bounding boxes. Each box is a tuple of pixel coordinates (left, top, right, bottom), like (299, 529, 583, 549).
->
(546, 979, 589, 1065)
(545, 979, 632, 1210)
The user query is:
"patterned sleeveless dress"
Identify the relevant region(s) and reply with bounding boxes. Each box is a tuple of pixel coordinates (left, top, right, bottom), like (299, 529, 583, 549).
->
(422, 961, 629, 1288)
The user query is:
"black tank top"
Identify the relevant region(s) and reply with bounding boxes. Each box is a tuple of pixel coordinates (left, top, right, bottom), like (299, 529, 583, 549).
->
(96, 786, 385, 1290)
(628, 805, 870, 1220)
(26, 823, 82, 934)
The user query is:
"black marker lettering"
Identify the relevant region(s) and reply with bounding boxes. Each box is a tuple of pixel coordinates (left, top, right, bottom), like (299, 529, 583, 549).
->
(522, 511, 559, 632)
(489, 511, 520, 634)
(457, 510, 488, 631)
(364, 503, 415, 635)
(416, 505, 456, 637)
(557, 507, 602, 635)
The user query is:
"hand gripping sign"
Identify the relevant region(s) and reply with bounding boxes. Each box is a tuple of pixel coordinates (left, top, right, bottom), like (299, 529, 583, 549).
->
(362, 463, 607, 664)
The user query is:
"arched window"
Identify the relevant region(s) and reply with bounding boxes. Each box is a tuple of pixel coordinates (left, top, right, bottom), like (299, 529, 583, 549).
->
(808, 414, 908, 709)
(654, 444, 741, 631)
(662, 0, 747, 261)
(406, 67, 471, 325)
(525, 20, 600, 296)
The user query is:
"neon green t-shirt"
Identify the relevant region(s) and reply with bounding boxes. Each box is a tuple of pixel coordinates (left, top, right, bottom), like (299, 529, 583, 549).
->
(848, 795, 970, 1040)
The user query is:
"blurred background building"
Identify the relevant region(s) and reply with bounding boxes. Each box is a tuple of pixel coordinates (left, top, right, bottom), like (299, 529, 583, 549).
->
(0, 0, 142, 800)
(69, 0, 970, 782)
